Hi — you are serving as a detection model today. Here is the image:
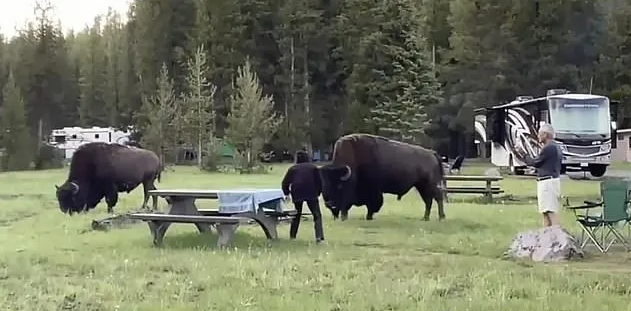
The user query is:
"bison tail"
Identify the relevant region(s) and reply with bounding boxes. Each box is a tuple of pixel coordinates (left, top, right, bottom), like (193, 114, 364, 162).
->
(434, 152, 446, 187)
(156, 161, 164, 183)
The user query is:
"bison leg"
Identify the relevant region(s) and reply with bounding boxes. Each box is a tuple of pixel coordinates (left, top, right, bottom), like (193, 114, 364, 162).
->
(417, 184, 445, 221)
(365, 194, 383, 221)
(416, 184, 434, 221)
(433, 187, 446, 221)
(142, 180, 157, 210)
(420, 192, 433, 221)
(105, 189, 119, 214)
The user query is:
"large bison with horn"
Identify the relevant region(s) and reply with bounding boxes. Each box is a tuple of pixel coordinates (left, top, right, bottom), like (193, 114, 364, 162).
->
(55, 142, 163, 215)
(319, 134, 446, 221)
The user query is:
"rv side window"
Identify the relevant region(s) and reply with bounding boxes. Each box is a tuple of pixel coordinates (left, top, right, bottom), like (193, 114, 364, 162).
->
(628, 137, 631, 149)
(54, 136, 65, 144)
(95, 134, 99, 139)
(71, 134, 77, 139)
(539, 110, 549, 122)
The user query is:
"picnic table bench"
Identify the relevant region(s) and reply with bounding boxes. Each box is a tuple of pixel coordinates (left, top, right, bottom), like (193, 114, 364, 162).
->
(129, 189, 296, 247)
(444, 175, 504, 201)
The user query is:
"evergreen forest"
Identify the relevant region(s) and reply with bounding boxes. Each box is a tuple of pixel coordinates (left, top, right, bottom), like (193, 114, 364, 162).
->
(0, 0, 630, 171)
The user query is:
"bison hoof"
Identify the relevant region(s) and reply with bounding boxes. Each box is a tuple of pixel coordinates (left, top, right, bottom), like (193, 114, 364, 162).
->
(422, 217, 429, 221)
(438, 216, 446, 221)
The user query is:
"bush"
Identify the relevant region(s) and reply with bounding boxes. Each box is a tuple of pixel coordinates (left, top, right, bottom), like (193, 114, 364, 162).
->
(200, 137, 225, 172)
(232, 151, 271, 174)
(33, 144, 65, 170)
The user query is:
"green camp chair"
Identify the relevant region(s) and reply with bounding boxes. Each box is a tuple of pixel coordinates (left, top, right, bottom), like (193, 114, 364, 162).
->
(566, 179, 631, 253)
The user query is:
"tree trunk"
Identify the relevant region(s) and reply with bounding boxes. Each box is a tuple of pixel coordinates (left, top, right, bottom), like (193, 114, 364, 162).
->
(302, 38, 312, 155)
(289, 36, 294, 120)
(197, 99, 203, 167)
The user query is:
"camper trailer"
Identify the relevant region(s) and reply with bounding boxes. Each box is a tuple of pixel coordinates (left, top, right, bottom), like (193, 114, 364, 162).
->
(48, 126, 133, 159)
(474, 89, 618, 177)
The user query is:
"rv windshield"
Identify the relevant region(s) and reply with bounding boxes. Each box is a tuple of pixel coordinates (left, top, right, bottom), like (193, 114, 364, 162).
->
(548, 97, 611, 135)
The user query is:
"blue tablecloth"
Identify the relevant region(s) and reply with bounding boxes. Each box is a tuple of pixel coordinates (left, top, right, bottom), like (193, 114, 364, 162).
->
(216, 189, 286, 213)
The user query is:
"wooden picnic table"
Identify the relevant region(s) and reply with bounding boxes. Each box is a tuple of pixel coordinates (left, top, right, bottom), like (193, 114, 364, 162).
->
(130, 189, 296, 247)
(444, 175, 504, 202)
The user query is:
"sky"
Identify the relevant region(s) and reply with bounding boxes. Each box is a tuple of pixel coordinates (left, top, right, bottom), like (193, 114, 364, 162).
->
(0, 0, 132, 38)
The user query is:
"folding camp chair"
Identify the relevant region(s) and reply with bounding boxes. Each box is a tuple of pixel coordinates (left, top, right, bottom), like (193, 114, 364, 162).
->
(566, 179, 631, 253)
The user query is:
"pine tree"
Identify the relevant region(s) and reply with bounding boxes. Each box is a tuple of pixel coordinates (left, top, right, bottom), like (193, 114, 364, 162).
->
(139, 63, 180, 163)
(343, 0, 441, 143)
(180, 45, 217, 168)
(226, 59, 283, 172)
(368, 33, 441, 144)
(0, 72, 32, 171)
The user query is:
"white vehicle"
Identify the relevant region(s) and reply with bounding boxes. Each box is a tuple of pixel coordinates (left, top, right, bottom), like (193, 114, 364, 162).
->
(474, 89, 618, 177)
(48, 126, 134, 159)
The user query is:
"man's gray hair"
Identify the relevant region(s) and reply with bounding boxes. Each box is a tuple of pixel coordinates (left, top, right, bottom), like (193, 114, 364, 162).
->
(539, 123, 555, 138)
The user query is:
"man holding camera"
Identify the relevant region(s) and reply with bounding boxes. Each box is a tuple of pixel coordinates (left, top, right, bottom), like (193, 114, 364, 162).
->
(525, 124, 563, 227)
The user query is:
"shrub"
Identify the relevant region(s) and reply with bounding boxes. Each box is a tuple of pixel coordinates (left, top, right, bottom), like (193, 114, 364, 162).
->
(33, 144, 65, 170)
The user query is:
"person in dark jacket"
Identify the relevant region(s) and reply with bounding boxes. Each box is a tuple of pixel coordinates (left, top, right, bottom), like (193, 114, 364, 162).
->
(281, 150, 324, 243)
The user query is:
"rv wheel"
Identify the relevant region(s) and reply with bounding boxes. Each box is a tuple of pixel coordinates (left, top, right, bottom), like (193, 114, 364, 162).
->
(589, 164, 607, 178)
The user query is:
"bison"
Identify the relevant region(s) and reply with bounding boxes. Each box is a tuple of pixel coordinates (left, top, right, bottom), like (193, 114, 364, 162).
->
(55, 142, 163, 215)
(319, 134, 446, 221)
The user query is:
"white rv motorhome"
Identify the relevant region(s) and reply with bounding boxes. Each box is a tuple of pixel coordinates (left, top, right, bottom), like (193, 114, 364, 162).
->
(474, 89, 618, 177)
(48, 126, 133, 159)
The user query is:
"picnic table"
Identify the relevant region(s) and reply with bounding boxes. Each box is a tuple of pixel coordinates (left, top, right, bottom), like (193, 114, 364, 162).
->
(129, 189, 297, 247)
(444, 175, 504, 202)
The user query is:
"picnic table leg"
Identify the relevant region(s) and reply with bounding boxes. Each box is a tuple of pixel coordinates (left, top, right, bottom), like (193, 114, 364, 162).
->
(148, 221, 169, 246)
(151, 194, 158, 211)
(160, 196, 211, 237)
(215, 223, 239, 247)
(484, 180, 492, 203)
(242, 209, 279, 240)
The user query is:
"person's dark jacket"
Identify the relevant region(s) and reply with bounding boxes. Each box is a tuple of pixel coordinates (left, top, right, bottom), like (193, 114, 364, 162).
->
(281, 151, 321, 202)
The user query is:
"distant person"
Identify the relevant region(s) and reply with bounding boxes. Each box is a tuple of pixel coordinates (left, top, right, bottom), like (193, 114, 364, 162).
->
(281, 150, 325, 243)
(525, 124, 563, 227)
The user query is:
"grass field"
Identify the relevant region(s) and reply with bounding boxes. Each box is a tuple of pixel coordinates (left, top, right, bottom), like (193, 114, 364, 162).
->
(1, 164, 631, 311)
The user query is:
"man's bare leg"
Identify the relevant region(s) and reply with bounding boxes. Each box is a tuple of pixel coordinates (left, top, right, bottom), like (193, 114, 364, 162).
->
(542, 213, 552, 227)
(547, 212, 561, 227)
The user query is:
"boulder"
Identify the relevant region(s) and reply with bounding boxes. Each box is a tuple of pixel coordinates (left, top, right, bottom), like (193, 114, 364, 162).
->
(505, 225, 584, 262)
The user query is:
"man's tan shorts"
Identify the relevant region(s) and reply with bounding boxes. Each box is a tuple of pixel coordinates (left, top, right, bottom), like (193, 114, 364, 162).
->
(537, 177, 561, 214)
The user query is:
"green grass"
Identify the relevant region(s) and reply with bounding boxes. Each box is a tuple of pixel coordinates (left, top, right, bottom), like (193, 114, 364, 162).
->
(609, 162, 631, 171)
(1, 164, 631, 311)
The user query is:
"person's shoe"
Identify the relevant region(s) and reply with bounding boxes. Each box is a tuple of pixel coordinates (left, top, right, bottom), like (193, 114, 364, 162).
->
(290, 236, 297, 239)
(316, 238, 325, 244)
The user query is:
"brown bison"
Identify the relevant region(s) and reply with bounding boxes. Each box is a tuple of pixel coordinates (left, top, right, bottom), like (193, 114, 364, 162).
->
(55, 142, 163, 215)
(319, 134, 446, 221)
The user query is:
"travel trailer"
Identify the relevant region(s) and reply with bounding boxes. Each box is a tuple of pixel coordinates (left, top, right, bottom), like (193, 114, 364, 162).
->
(474, 89, 618, 177)
(48, 126, 133, 159)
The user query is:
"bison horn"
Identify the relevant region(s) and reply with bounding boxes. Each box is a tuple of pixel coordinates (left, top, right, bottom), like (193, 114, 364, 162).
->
(340, 165, 352, 181)
(70, 182, 80, 194)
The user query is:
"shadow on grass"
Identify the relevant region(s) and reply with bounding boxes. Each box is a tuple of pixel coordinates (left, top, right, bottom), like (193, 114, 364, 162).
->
(130, 229, 314, 251)
(0, 193, 46, 200)
(348, 215, 490, 233)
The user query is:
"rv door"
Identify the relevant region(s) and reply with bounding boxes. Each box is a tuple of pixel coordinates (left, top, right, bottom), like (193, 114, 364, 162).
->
(611, 100, 619, 149)
(487, 109, 506, 143)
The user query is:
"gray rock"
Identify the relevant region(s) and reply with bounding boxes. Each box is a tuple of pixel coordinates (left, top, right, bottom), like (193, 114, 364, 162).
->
(505, 226, 584, 262)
